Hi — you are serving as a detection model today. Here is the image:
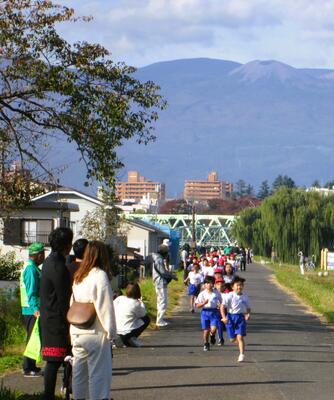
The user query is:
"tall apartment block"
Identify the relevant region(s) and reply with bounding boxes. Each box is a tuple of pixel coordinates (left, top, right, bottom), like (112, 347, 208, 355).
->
(116, 171, 166, 201)
(184, 171, 233, 201)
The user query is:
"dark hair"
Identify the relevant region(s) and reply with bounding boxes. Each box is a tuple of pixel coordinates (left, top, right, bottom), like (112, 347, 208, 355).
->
(73, 238, 88, 259)
(204, 276, 215, 284)
(232, 275, 246, 285)
(48, 227, 73, 253)
(125, 282, 141, 299)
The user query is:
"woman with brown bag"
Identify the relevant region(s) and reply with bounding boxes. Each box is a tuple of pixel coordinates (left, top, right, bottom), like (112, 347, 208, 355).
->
(70, 241, 116, 400)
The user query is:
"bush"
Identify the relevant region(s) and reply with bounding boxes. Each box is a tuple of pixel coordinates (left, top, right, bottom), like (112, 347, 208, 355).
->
(0, 252, 23, 281)
(0, 289, 25, 350)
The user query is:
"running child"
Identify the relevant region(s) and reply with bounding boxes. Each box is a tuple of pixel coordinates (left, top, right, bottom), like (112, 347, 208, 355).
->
(220, 276, 251, 362)
(214, 277, 226, 346)
(184, 263, 203, 313)
(195, 276, 222, 351)
(223, 262, 235, 284)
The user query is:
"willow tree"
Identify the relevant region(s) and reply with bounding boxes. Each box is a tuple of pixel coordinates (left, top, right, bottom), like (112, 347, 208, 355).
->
(0, 0, 166, 213)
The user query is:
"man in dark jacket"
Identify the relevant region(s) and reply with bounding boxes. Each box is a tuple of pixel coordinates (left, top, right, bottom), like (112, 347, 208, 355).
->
(40, 227, 73, 400)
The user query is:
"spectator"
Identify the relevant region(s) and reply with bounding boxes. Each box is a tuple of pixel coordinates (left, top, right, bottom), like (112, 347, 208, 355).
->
(66, 238, 88, 283)
(40, 227, 73, 400)
(152, 244, 177, 327)
(70, 240, 116, 400)
(114, 282, 150, 347)
(20, 242, 45, 377)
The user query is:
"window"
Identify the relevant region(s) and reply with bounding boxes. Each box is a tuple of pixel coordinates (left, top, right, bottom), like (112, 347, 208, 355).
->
(22, 219, 53, 245)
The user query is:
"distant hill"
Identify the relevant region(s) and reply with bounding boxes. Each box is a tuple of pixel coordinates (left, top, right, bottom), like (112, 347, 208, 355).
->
(57, 57, 334, 196)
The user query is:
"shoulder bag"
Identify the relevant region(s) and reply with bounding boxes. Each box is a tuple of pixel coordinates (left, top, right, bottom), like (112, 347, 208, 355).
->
(67, 293, 96, 329)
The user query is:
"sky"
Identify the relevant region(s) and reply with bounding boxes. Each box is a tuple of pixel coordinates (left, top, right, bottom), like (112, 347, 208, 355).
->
(57, 0, 334, 69)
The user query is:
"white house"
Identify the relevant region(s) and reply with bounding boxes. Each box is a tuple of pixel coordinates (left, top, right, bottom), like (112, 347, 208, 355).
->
(0, 199, 79, 261)
(33, 187, 103, 239)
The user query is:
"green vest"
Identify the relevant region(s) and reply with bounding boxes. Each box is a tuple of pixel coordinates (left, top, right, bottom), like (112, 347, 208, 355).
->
(20, 259, 40, 308)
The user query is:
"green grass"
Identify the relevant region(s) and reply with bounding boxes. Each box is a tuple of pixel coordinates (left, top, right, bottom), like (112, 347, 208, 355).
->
(0, 354, 22, 376)
(261, 259, 334, 324)
(140, 270, 185, 327)
(0, 382, 62, 400)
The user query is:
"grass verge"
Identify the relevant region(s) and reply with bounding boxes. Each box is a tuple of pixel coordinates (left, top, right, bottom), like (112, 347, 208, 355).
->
(140, 270, 185, 327)
(258, 258, 334, 324)
(0, 382, 62, 400)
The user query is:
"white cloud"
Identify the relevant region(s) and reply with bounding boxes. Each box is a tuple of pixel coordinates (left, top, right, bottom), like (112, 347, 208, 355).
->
(57, 0, 334, 68)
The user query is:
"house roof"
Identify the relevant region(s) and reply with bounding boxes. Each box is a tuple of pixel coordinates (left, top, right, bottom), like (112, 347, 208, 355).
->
(126, 218, 169, 237)
(33, 187, 103, 206)
(29, 200, 79, 212)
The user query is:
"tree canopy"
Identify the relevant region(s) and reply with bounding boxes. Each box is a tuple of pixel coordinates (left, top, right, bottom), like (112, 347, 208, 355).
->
(232, 188, 334, 264)
(0, 0, 166, 211)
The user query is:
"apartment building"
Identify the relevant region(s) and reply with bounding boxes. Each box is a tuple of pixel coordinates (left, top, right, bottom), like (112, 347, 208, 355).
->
(184, 171, 233, 201)
(116, 171, 166, 201)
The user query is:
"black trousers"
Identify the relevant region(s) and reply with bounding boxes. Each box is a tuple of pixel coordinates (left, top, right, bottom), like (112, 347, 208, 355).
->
(119, 315, 150, 346)
(240, 260, 246, 271)
(23, 315, 37, 372)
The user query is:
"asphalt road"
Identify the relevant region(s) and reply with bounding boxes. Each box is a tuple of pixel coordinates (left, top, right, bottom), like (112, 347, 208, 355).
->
(3, 263, 334, 399)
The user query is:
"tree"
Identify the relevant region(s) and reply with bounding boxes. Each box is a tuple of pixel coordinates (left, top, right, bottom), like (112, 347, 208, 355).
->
(324, 180, 334, 189)
(0, 0, 166, 212)
(257, 180, 270, 199)
(272, 175, 296, 192)
(311, 179, 321, 188)
(245, 184, 254, 197)
(234, 179, 247, 198)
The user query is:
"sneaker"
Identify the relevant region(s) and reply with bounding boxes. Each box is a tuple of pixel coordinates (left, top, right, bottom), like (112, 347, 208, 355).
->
(128, 337, 142, 347)
(203, 342, 210, 351)
(156, 320, 169, 327)
(23, 370, 43, 378)
(210, 333, 216, 345)
(217, 339, 224, 346)
(237, 353, 245, 362)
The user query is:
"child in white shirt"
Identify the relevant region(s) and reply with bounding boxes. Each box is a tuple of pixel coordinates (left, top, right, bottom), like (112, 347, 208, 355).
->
(195, 276, 222, 351)
(184, 263, 203, 313)
(221, 276, 251, 362)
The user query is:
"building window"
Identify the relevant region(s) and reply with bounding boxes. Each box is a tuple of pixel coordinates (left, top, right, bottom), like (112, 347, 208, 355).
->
(22, 219, 53, 245)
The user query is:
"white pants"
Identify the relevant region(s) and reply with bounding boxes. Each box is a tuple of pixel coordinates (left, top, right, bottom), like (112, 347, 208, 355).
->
(72, 332, 112, 400)
(155, 285, 168, 325)
(300, 263, 305, 275)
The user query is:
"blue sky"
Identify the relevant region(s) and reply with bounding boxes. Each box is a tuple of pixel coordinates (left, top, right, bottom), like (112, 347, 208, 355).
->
(57, 0, 334, 69)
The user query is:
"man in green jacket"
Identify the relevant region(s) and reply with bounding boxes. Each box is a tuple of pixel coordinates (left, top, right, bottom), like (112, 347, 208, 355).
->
(20, 242, 45, 377)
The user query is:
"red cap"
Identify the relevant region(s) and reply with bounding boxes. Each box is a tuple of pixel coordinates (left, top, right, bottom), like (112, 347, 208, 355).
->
(215, 277, 224, 283)
(214, 267, 223, 274)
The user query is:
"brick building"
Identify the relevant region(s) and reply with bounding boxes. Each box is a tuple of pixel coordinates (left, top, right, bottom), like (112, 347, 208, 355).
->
(183, 171, 233, 201)
(116, 171, 166, 202)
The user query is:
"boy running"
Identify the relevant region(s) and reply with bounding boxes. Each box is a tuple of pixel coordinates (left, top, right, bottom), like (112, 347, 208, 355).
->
(195, 276, 222, 351)
(221, 276, 251, 362)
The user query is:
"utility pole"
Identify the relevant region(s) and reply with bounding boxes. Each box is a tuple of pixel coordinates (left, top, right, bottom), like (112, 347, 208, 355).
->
(191, 201, 196, 250)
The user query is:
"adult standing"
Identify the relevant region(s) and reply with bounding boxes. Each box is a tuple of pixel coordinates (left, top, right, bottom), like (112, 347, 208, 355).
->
(298, 250, 305, 275)
(239, 247, 246, 271)
(152, 244, 177, 327)
(70, 240, 116, 400)
(20, 242, 45, 377)
(40, 227, 73, 400)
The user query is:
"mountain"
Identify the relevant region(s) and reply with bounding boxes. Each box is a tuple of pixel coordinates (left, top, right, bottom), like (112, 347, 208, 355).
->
(57, 57, 334, 196)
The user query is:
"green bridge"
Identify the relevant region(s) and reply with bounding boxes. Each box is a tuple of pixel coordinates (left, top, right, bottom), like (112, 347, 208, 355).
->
(127, 214, 237, 247)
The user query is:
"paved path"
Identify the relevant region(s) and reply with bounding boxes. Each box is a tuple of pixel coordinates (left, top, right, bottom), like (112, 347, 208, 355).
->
(3, 263, 334, 399)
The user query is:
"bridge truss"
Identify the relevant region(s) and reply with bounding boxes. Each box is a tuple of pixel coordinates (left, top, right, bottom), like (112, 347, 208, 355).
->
(128, 214, 237, 247)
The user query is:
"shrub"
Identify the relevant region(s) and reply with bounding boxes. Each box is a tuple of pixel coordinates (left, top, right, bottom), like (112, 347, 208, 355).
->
(0, 252, 23, 281)
(0, 289, 25, 349)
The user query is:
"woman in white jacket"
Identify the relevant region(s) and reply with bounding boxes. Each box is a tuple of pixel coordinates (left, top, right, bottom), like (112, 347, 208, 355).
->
(114, 282, 150, 347)
(70, 241, 116, 400)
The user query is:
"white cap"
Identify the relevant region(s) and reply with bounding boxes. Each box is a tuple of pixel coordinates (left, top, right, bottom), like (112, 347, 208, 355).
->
(163, 238, 171, 247)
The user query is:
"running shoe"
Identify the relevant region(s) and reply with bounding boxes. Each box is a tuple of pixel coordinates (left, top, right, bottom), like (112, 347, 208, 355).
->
(156, 320, 169, 327)
(210, 333, 216, 345)
(237, 353, 245, 362)
(23, 370, 43, 378)
(128, 337, 142, 347)
(217, 339, 224, 346)
(203, 342, 210, 351)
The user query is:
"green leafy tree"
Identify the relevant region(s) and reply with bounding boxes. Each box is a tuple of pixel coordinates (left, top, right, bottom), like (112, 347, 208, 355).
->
(0, 0, 166, 212)
(312, 180, 321, 188)
(272, 175, 296, 192)
(245, 184, 254, 197)
(257, 180, 270, 199)
(234, 179, 247, 198)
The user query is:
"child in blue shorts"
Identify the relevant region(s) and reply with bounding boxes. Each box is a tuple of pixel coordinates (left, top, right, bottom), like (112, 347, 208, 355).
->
(184, 263, 203, 313)
(195, 276, 222, 351)
(221, 276, 251, 362)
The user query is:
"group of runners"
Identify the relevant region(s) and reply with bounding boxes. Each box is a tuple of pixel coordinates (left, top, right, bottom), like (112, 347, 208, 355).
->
(182, 248, 252, 362)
